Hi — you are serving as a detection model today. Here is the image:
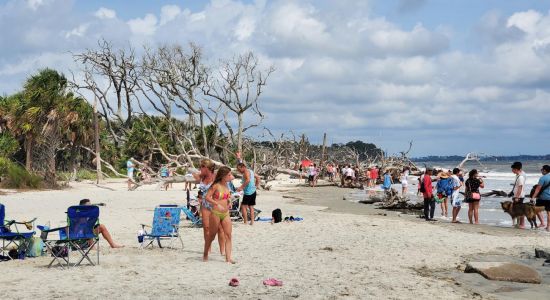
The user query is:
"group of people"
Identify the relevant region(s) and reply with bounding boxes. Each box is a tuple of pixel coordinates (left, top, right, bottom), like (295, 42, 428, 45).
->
(192, 159, 259, 263)
(126, 156, 260, 262)
(419, 167, 479, 223)
(126, 158, 175, 190)
(418, 161, 550, 229)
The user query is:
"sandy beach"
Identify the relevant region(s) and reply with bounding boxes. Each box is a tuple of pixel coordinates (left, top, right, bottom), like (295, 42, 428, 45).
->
(2, 176, 550, 299)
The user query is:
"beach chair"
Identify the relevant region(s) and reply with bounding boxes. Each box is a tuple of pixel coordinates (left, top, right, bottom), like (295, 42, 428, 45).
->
(39, 205, 100, 268)
(229, 196, 243, 222)
(0, 203, 36, 260)
(140, 205, 184, 249)
(181, 207, 202, 227)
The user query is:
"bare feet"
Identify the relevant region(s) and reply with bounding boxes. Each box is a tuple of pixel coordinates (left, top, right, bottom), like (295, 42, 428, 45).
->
(111, 244, 124, 248)
(227, 259, 236, 264)
(203, 255, 208, 262)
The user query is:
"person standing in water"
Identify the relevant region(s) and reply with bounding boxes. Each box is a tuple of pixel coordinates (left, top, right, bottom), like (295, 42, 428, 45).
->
(464, 169, 484, 224)
(237, 162, 260, 225)
(203, 166, 234, 263)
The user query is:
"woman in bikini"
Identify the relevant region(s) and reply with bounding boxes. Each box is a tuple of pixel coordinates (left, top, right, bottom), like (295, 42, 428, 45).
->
(193, 159, 226, 256)
(203, 166, 234, 263)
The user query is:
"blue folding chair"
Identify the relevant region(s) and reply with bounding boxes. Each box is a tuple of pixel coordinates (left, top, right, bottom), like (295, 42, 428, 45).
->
(39, 205, 100, 268)
(140, 205, 183, 249)
(0, 203, 36, 260)
(181, 207, 202, 227)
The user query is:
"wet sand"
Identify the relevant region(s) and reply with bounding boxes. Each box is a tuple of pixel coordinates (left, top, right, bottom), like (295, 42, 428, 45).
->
(285, 181, 550, 299)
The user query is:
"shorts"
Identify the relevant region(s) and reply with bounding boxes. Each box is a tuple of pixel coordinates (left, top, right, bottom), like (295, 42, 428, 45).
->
(451, 192, 461, 208)
(308, 175, 315, 182)
(242, 192, 256, 206)
(346, 176, 352, 181)
(401, 181, 408, 187)
(535, 199, 550, 211)
(127, 171, 134, 179)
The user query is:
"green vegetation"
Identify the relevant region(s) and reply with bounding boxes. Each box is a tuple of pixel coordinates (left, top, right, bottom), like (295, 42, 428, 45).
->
(0, 157, 42, 189)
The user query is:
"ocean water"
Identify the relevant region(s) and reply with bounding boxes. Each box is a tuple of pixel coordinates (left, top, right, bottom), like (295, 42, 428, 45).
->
(352, 160, 550, 228)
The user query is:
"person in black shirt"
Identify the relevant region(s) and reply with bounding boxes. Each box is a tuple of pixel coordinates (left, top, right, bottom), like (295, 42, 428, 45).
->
(464, 169, 484, 224)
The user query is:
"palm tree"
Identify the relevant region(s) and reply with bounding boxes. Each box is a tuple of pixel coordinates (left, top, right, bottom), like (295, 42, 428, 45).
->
(2, 69, 95, 185)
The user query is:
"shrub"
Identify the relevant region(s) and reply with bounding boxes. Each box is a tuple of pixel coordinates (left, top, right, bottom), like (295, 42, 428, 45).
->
(0, 157, 42, 189)
(0, 133, 19, 157)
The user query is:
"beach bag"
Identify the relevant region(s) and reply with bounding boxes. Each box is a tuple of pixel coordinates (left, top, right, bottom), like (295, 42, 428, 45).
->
(466, 181, 481, 200)
(26, 237, 44, 257)
(51, 245, 68, 258)
(272, 209, 282, 223)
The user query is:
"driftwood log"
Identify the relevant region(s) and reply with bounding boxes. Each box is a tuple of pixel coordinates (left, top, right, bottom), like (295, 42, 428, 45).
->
(358, 188, 423, 210)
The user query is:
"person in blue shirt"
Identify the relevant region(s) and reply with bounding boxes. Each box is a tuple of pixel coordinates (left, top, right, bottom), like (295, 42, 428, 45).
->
(236, 163, 261, 225)
(126, 158, 136, 190)
(531, 165, 550, 231)
(382, 170, 393, 191)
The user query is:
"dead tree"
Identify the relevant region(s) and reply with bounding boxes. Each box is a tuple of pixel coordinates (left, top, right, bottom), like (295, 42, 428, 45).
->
(204, 52, 275, 155)
(72, 39, 139, 146)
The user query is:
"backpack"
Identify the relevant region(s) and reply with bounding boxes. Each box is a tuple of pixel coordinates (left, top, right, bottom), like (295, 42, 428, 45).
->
(272, 208, 282, 223)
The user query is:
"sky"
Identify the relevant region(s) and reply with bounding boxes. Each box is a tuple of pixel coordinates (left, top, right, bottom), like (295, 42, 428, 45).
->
(1, 0, 550, 157)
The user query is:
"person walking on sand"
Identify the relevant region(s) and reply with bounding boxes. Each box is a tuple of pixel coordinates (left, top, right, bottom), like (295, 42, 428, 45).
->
(203, 167, 234, 263)
(450, 168, 463, 223)
(192, 159, 226, 256)
(531, 165, 550, 231)
(237, 162, 260, 225)
(307, 163, 317, 187)
(421, 168, 435, 221)
(510, 162, 527, 228)
(126, 158, 136, 190)
(400, 167, 410, 195)
(464, 169, 484, 224)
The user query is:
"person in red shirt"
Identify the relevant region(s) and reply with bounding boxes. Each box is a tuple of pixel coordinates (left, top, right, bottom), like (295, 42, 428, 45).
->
(422, 168, 436, 221)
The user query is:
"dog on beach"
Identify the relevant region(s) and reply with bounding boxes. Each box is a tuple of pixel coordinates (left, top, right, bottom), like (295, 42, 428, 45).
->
(500, 201, 545, 229)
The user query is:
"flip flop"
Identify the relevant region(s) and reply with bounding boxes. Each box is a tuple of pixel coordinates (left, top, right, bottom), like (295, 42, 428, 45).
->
(263, 278, 283, 286)
(229, 278, 239, 287)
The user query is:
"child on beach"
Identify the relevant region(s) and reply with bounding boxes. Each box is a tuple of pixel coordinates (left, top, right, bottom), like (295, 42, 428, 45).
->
(450, 168, 463, 223)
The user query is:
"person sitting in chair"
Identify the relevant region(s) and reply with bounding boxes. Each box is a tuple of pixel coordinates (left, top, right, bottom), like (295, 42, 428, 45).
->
(79, 199, 123, 248)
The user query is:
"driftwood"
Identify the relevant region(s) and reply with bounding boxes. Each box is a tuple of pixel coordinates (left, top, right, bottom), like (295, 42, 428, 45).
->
(359, 188, 423, 210)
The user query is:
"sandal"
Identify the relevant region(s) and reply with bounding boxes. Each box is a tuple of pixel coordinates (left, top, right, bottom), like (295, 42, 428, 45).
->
(229, 278, 239, 287)
(263, 278, 283, 286)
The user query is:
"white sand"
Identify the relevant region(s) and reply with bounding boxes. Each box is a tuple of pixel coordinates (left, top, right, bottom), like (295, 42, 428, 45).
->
(2, 176, 550, 299)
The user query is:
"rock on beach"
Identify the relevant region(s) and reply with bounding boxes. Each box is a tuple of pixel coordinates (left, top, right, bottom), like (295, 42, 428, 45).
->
(465, 262, 542, 284)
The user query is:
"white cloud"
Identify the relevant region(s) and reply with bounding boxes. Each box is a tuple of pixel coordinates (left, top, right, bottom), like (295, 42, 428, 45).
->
(2, 1, 550, 155)
(127, 14, 158, 36)
(235, 17, 255, 41)
(65, 24, 89, 39)
(94, 7, 117, 19)
(507, 10, 541, 34)
(27, 0, 44, 11)
(160, 5, 181, 25)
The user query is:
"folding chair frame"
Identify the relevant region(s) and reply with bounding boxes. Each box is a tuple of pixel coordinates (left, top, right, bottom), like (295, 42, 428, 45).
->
(41, 226, 100, 269)
(1, 216, 36, 260)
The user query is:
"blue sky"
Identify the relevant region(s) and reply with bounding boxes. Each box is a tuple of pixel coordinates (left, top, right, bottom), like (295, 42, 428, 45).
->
(1, 0, 550, 156)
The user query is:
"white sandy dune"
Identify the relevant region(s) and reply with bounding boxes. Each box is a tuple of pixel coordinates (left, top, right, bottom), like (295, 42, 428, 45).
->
(1, 176, 550, 299)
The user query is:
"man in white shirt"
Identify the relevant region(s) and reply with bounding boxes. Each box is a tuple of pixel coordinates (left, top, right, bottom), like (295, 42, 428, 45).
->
(511, 162, 527, 228)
